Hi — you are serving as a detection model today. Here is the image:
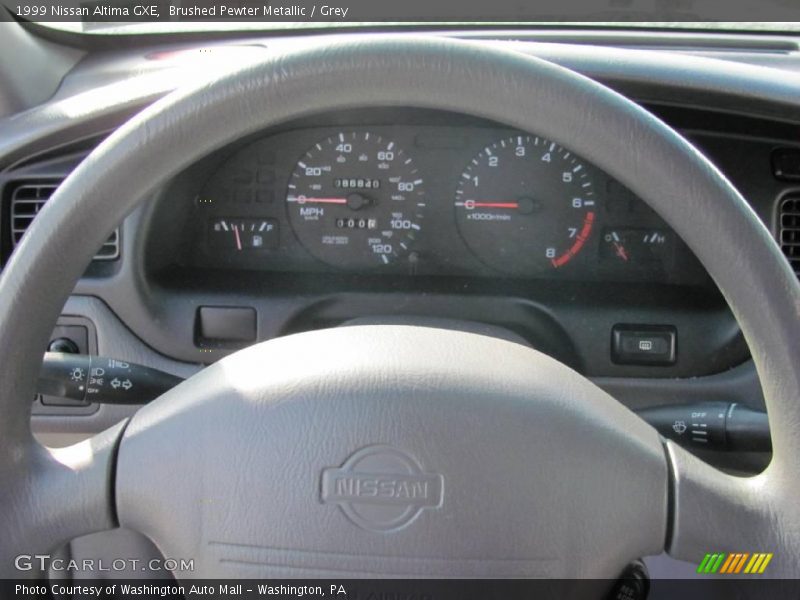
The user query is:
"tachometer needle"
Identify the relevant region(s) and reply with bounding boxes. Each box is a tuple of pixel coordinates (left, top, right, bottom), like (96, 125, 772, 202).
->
(613, 242, 628, 262)
(462, 201, 520, 209)
(233, 225, 242, 251)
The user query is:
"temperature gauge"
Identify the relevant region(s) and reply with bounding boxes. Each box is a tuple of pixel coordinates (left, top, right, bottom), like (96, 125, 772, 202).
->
(600, 228, 674, 266)
(208, 218, 279, 251)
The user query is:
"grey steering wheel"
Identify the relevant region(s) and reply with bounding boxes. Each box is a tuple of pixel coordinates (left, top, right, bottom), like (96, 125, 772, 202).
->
(0, 37, 798, 579)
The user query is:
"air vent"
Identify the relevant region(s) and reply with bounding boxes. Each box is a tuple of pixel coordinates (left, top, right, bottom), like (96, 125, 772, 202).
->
(10, 181, 119, 260)
(779, 196, 800, 278)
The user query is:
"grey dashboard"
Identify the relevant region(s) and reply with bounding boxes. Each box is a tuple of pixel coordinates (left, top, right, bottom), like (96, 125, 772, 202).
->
(1, 28, 799, 466)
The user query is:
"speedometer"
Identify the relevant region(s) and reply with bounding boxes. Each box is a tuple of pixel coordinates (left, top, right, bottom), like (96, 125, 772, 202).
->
(286, 132, 425, 269)
(454, 135, 597, 276)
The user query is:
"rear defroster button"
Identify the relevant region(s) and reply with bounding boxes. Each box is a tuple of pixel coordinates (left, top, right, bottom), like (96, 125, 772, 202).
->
(611, 324, 677, 366)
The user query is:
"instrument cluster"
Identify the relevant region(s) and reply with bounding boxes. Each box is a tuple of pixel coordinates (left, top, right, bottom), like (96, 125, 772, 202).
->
(181, 123, 707, 284)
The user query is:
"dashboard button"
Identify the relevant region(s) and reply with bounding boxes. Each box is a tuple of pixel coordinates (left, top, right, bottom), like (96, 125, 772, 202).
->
(772, 148, 800, 181)
(611, 324, 676, 366)
(198, 307, 257, 343)
(48, 337, 80, 354)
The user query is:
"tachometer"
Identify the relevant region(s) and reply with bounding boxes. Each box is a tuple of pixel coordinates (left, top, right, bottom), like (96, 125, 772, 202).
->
(286, 132, 425, 268)
(454, 135, 597, 276)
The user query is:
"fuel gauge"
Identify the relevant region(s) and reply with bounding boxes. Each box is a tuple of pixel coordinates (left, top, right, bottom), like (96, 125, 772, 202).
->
(209, 218, 279, 251)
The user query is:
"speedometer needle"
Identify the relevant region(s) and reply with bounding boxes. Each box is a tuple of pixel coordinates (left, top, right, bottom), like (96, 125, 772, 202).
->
(233, 224, 242, 251)
(289, 197, 348, 205)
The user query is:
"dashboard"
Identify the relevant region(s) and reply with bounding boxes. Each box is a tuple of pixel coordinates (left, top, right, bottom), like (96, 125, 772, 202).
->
(2, 31, 797, 431)
(173, 115, 707, 285)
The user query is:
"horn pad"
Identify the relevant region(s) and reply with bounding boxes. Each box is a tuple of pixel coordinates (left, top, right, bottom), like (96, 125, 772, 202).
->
(115, 325, 667, 578)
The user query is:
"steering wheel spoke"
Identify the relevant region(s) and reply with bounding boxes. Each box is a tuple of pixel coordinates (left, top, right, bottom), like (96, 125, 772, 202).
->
(0, 422, 125, 578)
(667, 440, 799, 575)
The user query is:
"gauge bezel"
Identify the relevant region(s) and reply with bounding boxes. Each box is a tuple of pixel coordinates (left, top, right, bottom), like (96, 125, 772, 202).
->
(453, 134, 598, 276)
(285, 131, 426, 269)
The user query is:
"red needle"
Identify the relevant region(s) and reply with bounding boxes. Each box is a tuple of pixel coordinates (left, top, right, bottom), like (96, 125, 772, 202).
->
(295, 197, 348, 205)
(233, 225, 242, 251)
(614, 242, 628, 262)
(467, 201, 519, 209)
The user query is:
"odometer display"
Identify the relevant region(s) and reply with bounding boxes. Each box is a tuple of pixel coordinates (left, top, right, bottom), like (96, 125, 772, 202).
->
(334, 178, 380, 190)
(454, 135, 597, 276)
(286, 132, 425, 268)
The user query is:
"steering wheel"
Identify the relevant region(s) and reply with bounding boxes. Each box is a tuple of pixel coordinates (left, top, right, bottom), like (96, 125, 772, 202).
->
(1, 37, 798, 580)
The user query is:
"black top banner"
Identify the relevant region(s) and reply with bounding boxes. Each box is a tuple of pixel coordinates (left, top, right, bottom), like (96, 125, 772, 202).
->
(2, 0, 800, 24)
